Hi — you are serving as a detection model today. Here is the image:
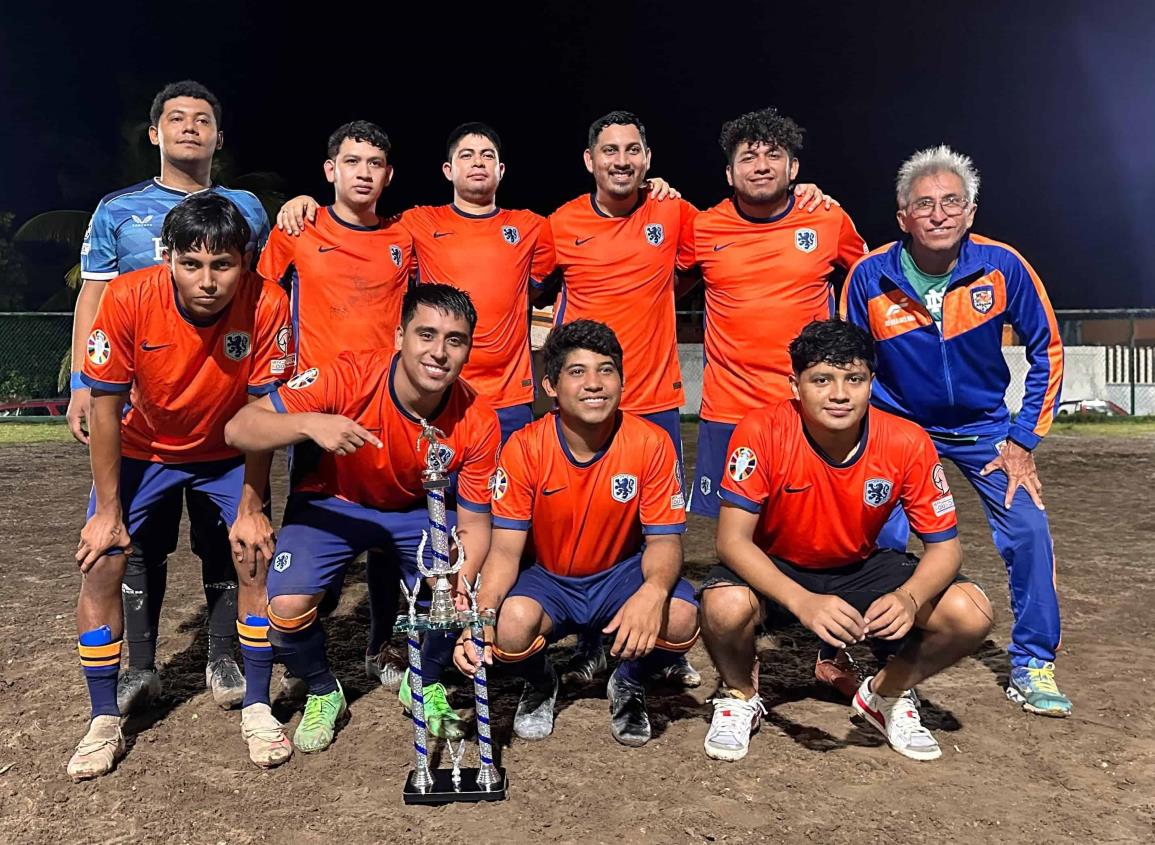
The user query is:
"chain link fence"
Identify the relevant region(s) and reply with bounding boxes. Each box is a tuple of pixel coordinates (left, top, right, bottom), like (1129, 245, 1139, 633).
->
(0, 313, 71, 407)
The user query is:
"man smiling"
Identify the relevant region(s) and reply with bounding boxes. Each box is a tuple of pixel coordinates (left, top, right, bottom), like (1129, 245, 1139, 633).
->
(225, 284, 499, 753)
(842, 145, 1070, 717)
(453, 320, 697, 747)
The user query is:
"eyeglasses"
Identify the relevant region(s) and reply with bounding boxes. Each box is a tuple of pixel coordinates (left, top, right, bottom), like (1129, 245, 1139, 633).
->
(906, 195, 969, 218)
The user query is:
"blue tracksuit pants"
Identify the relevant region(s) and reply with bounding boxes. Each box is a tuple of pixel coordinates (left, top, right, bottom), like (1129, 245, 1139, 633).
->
(878, 429, 1060, 668)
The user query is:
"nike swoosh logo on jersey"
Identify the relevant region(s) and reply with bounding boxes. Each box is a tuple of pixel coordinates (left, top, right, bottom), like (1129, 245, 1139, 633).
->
(784, 484, 811, 493)
(713, 242, 736, 252)
(543, 487, 566, 496)
(318, 246, 340, 252)
(433, 231, 453, 238)
(140, 342, 170, 351)
(574, 237, 595, 246)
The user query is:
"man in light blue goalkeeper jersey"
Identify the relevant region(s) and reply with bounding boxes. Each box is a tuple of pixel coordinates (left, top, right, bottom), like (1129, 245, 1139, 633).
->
(69, 80, 270, 717)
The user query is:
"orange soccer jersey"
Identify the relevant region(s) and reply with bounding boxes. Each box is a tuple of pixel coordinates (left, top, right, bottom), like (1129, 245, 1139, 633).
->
(720, 401, 958, 569)
(693, 197, 867, 423)
(81, 265, 291, 463)
(549, 193, 697, 414)
(403, 204, 556, 409)
(491, 411, 685, 577)
(257, 206, 413, 373)
(271, 350, 500, 512)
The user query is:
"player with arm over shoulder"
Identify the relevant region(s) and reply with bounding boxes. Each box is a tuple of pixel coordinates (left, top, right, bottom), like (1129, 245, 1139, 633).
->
(687, 106, 870, 698)
(256, 120, 414, 693)
(700, 319, 993, 763)
(68, 193, 292, 780)
(549, 110, 834, 687)
(453, 320, 698, 747)
(71, 81, 271, 715)
(841, 146, 1070, 717)
(225, 284, 499, 754)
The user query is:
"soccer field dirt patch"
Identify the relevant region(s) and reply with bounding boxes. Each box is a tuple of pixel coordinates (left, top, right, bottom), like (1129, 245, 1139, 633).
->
(1, 427, 1152, 844)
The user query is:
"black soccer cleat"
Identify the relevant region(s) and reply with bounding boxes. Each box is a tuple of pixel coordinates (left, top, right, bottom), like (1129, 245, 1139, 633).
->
(117, 667, 162, 715)
(205, 656, 246, 709)
(607, 667, 651, 747)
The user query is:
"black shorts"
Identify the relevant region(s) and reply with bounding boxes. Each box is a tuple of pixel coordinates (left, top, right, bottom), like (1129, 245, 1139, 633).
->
(701, 548, 973, 620)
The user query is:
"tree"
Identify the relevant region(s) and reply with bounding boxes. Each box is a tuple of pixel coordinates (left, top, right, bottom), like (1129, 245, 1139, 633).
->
(0, 212, 30, 310)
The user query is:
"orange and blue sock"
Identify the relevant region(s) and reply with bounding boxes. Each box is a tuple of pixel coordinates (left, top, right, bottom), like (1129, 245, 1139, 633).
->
(237, 614, 273, 708)
(78, 626, 122, 718)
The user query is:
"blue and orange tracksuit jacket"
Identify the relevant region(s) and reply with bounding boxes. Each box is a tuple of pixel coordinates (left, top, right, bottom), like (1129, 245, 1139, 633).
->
(840, 234, 1063, 450)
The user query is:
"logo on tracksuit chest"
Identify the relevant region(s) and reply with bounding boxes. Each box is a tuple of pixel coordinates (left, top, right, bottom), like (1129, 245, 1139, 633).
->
(644, 224, 664, 246)
(970, 285, 995, 314)
(502, 226, 520, 245)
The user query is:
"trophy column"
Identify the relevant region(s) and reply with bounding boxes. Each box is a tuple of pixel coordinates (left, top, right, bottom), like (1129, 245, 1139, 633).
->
(396, 421, 508, 804)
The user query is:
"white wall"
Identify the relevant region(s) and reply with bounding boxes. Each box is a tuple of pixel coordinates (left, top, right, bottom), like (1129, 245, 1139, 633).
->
(677, 344, 1152, 415)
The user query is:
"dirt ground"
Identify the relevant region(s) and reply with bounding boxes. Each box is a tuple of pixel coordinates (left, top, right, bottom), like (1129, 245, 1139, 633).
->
(1, 424, 1153, 844)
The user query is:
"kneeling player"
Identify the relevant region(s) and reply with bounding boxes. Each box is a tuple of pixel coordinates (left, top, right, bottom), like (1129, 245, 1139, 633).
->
(454, 320, 698, 747)
(700, 320, 992, 762)
(69, 194, 293, 780)
(225, 284, 499, 753)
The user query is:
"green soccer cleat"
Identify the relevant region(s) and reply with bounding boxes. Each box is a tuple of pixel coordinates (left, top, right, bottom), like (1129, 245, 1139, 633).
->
(293, 682, 348, 753)
(399, 670, 467, 741)
(1007, 659, 1072, 717)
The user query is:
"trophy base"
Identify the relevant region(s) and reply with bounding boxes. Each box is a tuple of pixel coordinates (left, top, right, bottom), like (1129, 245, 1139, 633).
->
(402, 767, 508, 805)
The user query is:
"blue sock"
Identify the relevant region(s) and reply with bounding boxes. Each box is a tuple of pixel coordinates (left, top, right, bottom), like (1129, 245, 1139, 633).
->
(238, 615, 274, 708)
(269, 621, 337, 696)
(78, 626, 121, 718)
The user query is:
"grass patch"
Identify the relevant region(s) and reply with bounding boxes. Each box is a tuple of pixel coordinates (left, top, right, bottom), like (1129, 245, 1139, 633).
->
(1050, 415, 1155, 436)
(0, 421, 74, 444)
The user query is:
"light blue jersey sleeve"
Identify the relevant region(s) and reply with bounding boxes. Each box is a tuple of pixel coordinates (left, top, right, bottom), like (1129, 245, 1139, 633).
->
(216, 188, 270, 262)
(80, 199, 120, 281)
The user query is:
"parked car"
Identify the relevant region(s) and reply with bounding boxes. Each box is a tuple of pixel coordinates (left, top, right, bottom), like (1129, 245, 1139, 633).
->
(1057, 399, 1129, 417)
(0, 399, 69, 417)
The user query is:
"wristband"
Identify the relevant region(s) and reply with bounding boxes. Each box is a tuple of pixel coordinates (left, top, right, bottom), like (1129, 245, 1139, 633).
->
(70, 372, 86, 391)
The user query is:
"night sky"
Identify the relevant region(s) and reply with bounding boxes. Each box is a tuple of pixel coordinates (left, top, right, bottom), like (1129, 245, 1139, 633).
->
(3, 1, 1153, 308)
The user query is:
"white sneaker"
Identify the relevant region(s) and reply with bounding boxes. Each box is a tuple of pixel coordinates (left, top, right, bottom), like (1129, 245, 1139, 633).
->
(852, 676, 941, 761)
(703, 689, 766, 762)
(240, 702, 293, 768)
(67, 715, 125, 781)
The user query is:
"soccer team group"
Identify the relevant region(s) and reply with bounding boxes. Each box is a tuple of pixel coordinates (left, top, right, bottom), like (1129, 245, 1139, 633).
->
(64, 78, 1070, 782)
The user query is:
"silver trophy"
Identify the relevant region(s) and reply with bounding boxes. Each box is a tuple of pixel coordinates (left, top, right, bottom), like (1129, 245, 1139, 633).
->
(395, 420, 507, 804)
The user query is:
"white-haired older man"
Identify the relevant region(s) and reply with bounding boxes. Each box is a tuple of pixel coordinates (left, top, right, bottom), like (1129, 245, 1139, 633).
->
(841, 145, 1069, 717)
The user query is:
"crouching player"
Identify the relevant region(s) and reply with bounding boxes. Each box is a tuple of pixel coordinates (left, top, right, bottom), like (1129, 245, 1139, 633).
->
(225, 284, 499, 752)
(454, 320, 698, 747)
(69, 194, 293, 780)
(700, 320, 992, 762)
